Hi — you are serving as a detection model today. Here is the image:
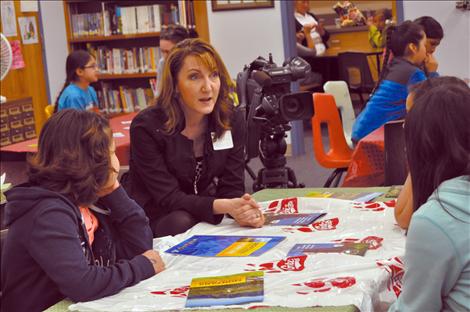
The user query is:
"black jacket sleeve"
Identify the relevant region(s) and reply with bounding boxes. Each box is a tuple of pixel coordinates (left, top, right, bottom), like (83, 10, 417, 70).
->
(215, 109, 246, 199)
(97, 185, 153, 260)
(129, 118, 219, 224)
(28, 201, 155, 303)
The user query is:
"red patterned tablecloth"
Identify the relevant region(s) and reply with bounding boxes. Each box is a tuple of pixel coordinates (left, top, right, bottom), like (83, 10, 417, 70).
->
(342, 126, 384, 187)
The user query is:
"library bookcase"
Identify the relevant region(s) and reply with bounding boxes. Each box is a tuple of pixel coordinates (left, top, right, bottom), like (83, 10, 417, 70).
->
(62, 0, 209, 115)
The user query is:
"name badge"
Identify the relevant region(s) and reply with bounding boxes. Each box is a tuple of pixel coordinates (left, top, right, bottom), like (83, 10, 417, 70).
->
(212, 130, 234, 150)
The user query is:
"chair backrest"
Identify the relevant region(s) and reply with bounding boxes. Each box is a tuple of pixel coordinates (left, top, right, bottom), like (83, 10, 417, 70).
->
(311, 93, 353, 168)
(44, 104, 54, 119)
(337, 52, 375, 90)
(323, 81, 355, 148)
(384, 119, 407, 185)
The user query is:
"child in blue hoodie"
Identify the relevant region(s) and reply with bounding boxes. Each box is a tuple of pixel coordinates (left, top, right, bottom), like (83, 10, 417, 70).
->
(352, 21, 439, 142)
(1, 110, 165, 312)
(388, 77, 470, 311)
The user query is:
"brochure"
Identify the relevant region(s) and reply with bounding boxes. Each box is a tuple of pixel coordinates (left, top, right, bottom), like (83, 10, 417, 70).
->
(166, 235, 285, 257)
(263, 212, 325, 226)
(306, 191, 383, 202)
(288, 242, 369, 257)
(185, 271, 264, 308)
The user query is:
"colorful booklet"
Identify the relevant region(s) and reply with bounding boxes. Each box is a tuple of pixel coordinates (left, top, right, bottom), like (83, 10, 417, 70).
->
(288, 242, 369, 257)
(263, 212, 325, 226)
(165, 235, 286, 257)
(306, 191, 383, 202)
(185, 271, 264, 308)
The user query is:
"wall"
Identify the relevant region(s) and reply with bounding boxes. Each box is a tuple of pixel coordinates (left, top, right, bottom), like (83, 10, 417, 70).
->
(39, 0, 68, 105)
(0, 1, 49, 133)
(403, 0, 470, 80)
(205, 0, 285, 78)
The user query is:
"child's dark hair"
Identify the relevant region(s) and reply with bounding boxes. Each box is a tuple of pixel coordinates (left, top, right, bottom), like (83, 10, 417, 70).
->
(54, 50, 93, 112)
(160, 24, 192, 44)
(28, 109, 114, 206)
(404, 77, 470, 212)
(414, 16, 443, 40)
(372, 21, 425, 95)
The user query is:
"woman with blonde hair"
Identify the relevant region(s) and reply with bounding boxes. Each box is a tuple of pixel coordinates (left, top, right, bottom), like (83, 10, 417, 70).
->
(122, 39, 264, 237)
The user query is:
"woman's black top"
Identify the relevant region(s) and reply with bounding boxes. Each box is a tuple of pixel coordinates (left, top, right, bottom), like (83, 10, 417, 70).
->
(122, 105, 246, 225)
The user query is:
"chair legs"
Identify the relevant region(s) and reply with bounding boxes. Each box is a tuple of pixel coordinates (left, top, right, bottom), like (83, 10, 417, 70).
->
(323, 168, 347, 188)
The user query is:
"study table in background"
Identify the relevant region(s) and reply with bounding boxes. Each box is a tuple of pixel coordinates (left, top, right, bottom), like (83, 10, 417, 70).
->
(0, 113, 136, 185)
(47, 186, 403, 312)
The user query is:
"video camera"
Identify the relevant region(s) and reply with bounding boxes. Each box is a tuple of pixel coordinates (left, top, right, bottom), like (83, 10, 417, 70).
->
(236, 54, 314, 190)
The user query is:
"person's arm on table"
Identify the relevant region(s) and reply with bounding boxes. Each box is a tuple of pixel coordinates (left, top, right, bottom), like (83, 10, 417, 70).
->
(395, 173, 413, 229)
(28, 205, 160, 303)
(97, 181, 155, 259)
(213, 110, 264, 228)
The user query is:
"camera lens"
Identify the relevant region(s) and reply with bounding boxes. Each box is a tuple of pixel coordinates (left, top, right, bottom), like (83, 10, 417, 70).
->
(280, 92, 313, 121)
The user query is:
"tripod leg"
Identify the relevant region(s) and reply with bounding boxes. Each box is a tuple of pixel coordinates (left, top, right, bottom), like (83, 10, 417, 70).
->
(286, 166, 304, 188)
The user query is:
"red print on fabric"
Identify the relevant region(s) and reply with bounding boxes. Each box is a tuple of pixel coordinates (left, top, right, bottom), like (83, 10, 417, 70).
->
(151, 286, 189, 298)
(292, 276, 356, 294)
(376, 257, 404, 297)
(245, 255, 307, 273)
(353, 199, 396, 212)
(266, 197, 298, 214)
(331, 236, 384, 250)
(282, 217, 340, 233)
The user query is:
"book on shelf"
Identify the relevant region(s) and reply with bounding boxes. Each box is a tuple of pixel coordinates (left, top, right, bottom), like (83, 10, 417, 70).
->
(96, 83, 153, 114)
(70, 3, 179, 38)
(287, 242, 369, 257)
(263, 212, 326, 226)
(185, 271, 264, 308)
(86, 44, 160, 75)
(165, 235, 286, 257)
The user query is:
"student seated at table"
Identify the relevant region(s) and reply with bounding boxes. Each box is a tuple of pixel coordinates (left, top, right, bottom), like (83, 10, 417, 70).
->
(294, 0, 329, 56)
(388, 76, 470, 311)
(367, 8, 393, 48)
(1, 110, 165, 312)
(394, 76, 469, 230)
(55, 50, 99, 112)
(351, 21, 438, 142)
(121, 39, 264, 237)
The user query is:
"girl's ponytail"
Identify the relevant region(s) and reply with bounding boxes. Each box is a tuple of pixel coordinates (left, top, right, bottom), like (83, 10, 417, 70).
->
(54, 50, 93, 113)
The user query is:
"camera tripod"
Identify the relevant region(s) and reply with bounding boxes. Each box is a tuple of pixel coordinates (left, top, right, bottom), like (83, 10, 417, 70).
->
(245, 123, 304, 192)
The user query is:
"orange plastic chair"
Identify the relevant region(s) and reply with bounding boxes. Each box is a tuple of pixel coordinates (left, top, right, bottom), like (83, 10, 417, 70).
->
(311, 93, 354, 187)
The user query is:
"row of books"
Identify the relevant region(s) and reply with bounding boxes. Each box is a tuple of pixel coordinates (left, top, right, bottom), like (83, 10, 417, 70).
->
(70, 4, 179, 37)
(96, 84, 154, 114)
(87, 45, 161, 75)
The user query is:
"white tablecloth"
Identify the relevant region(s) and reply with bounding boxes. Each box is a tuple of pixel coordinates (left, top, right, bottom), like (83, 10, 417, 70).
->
(70, 197, 406, 312)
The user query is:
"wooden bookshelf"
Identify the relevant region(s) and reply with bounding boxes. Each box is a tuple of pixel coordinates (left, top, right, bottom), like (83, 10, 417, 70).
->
(63, 0, 208, 114)
(98, 72, 157, 80)
(69, 32, 161, 43)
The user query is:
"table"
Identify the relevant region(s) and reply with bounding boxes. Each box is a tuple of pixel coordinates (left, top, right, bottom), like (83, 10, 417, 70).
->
(342, 127, 385, 187)
(0, 113, 136, 185)
(52, 186, 403, 312)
